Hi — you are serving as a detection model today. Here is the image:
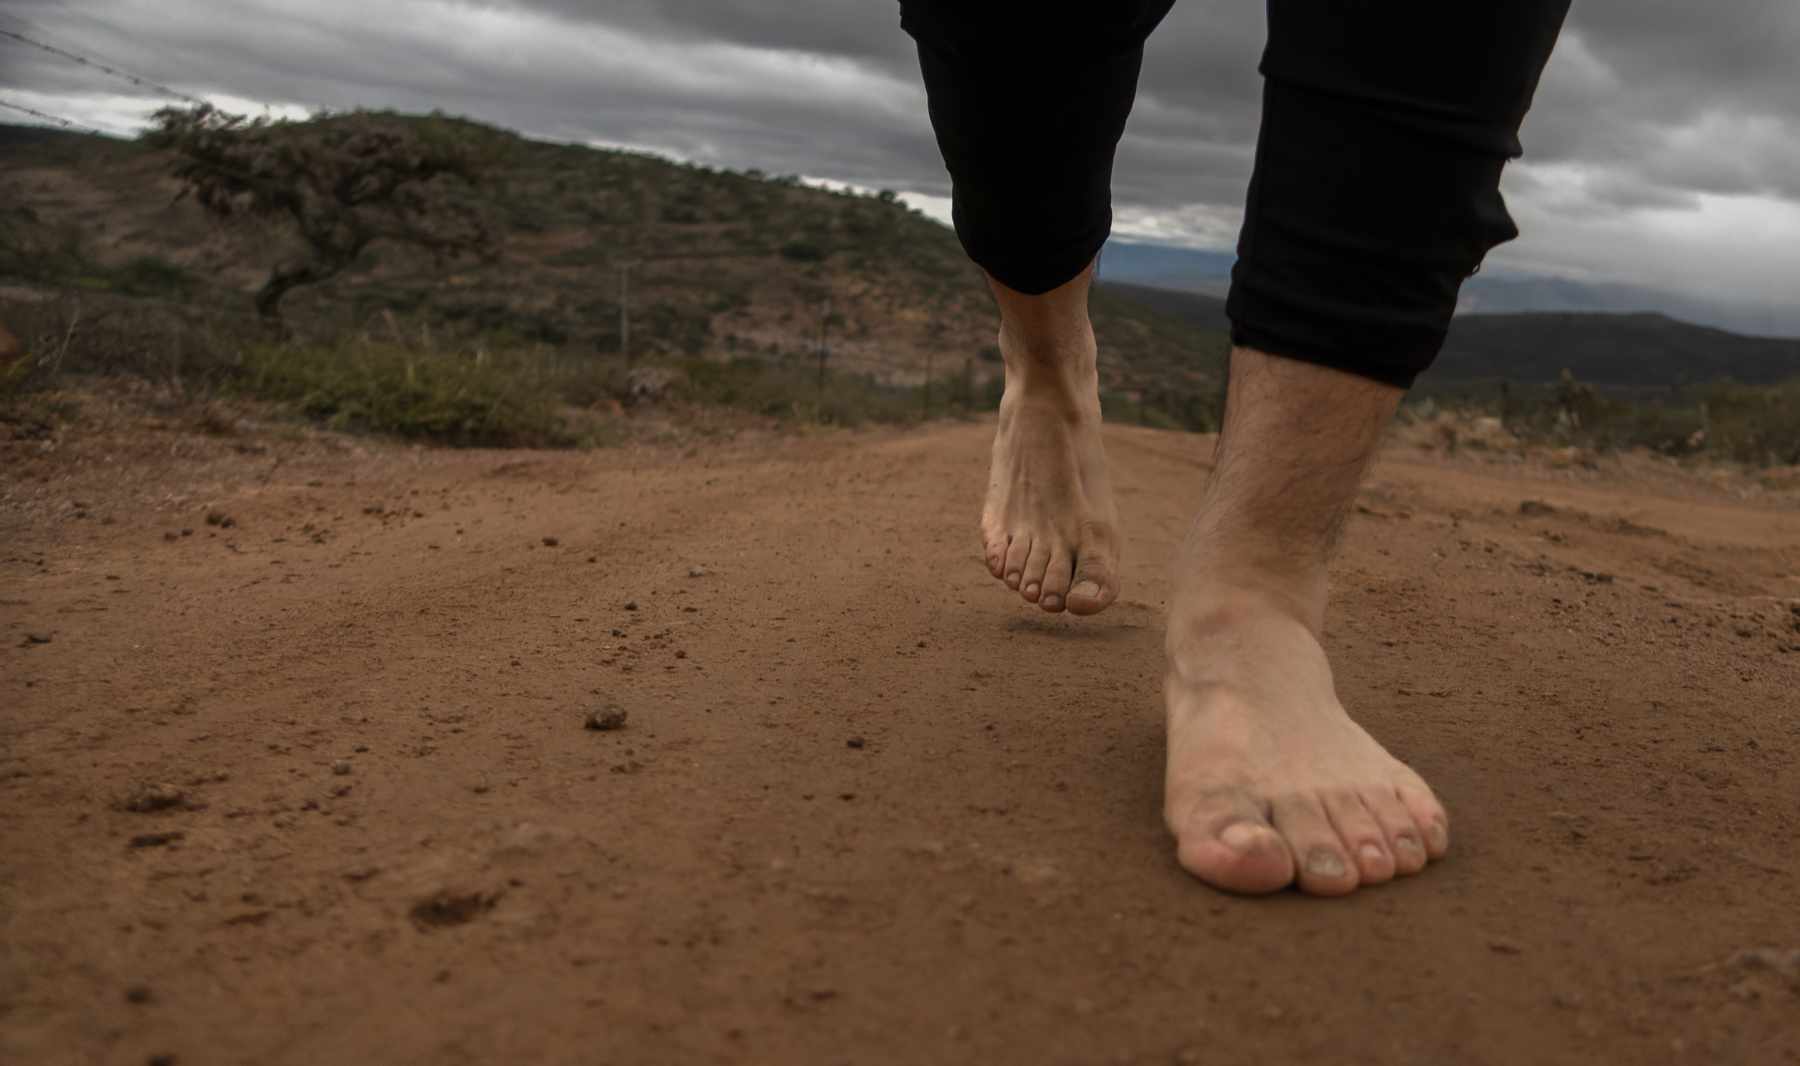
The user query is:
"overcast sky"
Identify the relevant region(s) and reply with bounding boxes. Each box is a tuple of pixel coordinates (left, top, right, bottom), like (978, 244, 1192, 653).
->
(3, 0, 1797, 322)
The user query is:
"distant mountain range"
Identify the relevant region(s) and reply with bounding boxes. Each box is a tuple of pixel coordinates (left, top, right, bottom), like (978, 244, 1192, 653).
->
(1097, 240, 1800, 340)
(1101, 282, 1800, 388)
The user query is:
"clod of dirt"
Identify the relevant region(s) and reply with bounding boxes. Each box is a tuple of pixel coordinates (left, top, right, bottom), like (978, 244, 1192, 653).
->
(1519, 500, 1557, 516)
(409, 889, 501, 930)
(124, 984, 154, 1004)
(1720, 946, 1800, 986)
(1489, 938, 1524, 955)
(688, 566, 708, 577)
(847, 737, 866, 749)
(586, 706, 629, 731)
(203, 510, 236, 529)
(331, 760, 353, 776)
(128, 831, 185, 849)
(623, 601, 639, 611)
(119, 783, 188, 813)
(22, 632, 52, 646)
(541, 536, 559, 547)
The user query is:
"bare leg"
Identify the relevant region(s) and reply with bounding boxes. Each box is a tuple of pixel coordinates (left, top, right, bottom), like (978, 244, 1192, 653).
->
(1163, 346, 1450, 896)
(979, 264, 1122, 615)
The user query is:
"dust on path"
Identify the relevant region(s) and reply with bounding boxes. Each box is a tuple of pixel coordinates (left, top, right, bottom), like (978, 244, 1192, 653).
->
(3, 415, 1797, 1065)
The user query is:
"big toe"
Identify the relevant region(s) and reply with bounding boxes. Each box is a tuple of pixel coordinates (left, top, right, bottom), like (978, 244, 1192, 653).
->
(1066, 544, 1120, 615)
(1170, 791, 1295, 894)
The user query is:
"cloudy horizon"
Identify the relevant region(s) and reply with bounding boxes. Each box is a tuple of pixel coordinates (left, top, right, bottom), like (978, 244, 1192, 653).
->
(3, 0, 1797, 333)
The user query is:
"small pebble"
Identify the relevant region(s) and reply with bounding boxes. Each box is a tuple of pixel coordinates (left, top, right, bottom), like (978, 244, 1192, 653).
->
(688, 566, 707, 577)
(586, 706, 629, 731)
(121, 783, 187, 813)
(624, 601, 638, 611)
(331, 760, 353, 776)
(125, 984, 153, 1004)
(542, 536, 559, 547)
(846, 737, 866, 749)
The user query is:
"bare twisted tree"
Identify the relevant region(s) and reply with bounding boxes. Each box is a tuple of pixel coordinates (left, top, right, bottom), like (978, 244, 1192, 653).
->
(146, 105, 494, 322)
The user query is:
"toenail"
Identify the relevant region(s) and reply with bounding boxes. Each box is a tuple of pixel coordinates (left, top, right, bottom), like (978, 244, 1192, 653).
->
(1358, 843, 1385, 866)
(1426, 822, 1449, 851)
(1024, 582, 1039, 597)
(1042, 594, 1062, 610)
(1071, 580, 1100, 600)
(1006, 572, 1021, 586)
(1220, 823, 1266, 852)
(1305, 848, 1346, 879)
(1395, 834, 1423, 857)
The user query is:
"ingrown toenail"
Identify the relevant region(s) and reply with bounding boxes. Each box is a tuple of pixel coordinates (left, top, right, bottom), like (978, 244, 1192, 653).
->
(1305, 848, 1346, 879)
(1358, 843, 1385, 866)
(1220, 823, 1266, 852)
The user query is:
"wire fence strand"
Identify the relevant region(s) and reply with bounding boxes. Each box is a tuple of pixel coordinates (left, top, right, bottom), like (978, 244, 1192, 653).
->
(0, 27, 207, 107)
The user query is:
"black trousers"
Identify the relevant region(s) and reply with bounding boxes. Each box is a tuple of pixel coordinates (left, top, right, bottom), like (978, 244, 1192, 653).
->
(901, 1, 1570, 387)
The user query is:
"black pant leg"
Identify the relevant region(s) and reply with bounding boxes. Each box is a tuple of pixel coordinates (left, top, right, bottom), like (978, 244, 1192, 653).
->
(1227, 0, 1571, 386)
(901, 2, 1175, 294)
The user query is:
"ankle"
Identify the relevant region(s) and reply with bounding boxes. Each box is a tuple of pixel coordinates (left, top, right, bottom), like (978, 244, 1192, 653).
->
(1170, 556, 1329, 638)
(998, 317, 1096, 375)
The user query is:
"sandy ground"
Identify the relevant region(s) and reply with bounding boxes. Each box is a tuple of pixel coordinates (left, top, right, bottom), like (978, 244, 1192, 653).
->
(3, 400, 1798, 1066)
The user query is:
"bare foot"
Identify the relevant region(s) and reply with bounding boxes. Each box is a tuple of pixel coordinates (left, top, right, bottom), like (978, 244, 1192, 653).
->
(1162, 582, 1450, 895)
(978, 324, 1122, 614)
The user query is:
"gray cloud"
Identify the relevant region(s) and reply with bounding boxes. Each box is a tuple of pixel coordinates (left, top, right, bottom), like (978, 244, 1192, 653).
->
(2, 0, 1797, 309)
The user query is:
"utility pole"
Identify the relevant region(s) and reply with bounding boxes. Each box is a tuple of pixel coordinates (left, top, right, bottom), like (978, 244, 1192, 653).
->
(618, 261, 632, 367)
(816, 293, 831, 418)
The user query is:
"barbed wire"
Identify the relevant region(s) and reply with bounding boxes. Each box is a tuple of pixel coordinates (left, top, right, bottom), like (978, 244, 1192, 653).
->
(0, 96, 105, 135)
(0, 27, 208, 107)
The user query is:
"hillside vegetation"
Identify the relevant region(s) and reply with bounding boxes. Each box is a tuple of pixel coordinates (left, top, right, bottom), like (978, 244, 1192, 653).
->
(0, 116, 1226, 434)
(2, 114, 1795, 461)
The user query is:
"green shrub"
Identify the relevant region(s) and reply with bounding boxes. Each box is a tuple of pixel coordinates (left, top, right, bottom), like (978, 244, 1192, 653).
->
(779, 240, 825, 262)
(239, 340, 570, 446)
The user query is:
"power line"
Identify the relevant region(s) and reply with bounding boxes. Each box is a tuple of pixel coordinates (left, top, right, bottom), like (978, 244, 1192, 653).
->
(0, 96, 105, 135)
(0, 27, 207, 107)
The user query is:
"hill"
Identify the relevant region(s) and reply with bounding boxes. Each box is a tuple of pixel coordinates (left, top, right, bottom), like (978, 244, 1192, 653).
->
(0, 118, 1225, 425)
(2, 114, 1793, 443)
(1097, 238, 1800, 338)
(1098, 283, 1800, 388)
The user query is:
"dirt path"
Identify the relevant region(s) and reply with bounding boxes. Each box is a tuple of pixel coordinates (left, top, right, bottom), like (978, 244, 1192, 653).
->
(4, 414, 1798, 1065)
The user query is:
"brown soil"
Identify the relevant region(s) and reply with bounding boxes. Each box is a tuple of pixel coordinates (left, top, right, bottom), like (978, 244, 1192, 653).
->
(4, 401, 1798, 1065)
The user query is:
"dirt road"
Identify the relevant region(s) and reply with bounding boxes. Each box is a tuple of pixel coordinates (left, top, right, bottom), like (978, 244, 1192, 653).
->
(4, 410, 1798, 1065)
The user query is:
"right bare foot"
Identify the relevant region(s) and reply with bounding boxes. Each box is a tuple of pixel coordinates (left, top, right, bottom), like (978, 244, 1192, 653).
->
(978, 323, 1123, 615)
(1163, 579, 1451, 896)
